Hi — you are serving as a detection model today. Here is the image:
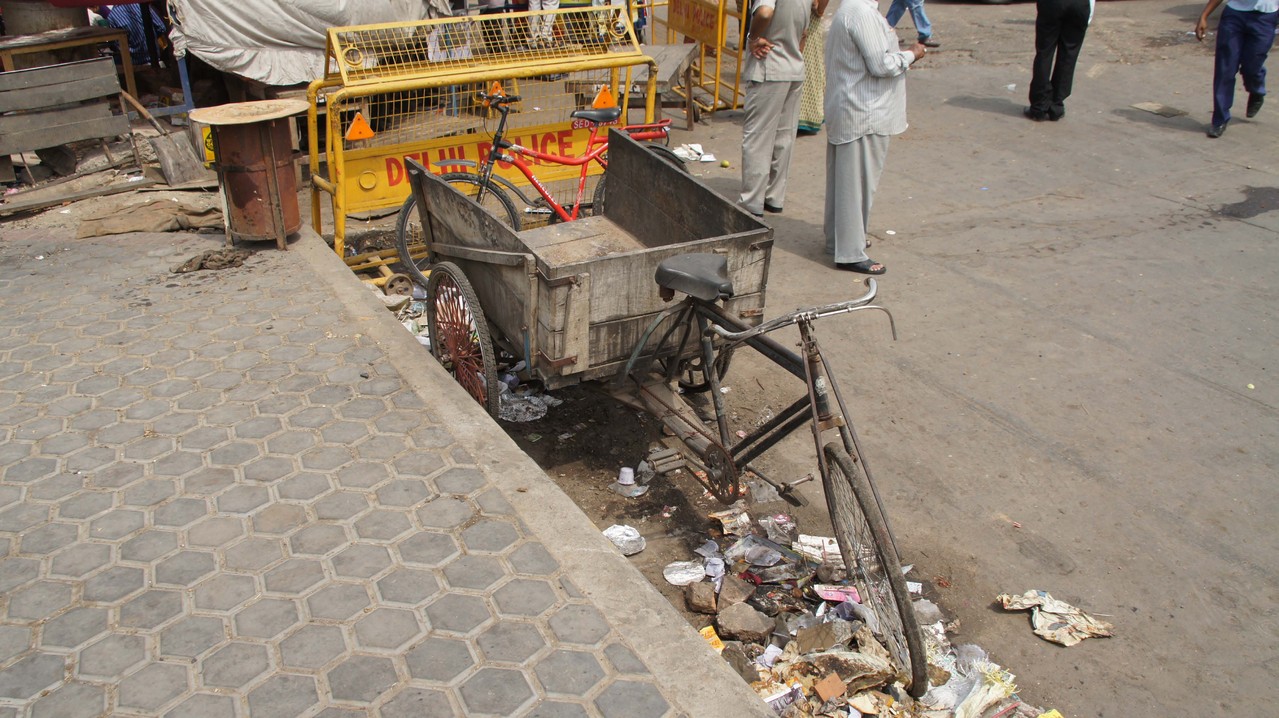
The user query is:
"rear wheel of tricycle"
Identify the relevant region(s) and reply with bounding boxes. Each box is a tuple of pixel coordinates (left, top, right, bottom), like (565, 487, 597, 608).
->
(425, 262, 501, 419)
(395, 173, 521, 288)
(821, 443, 929, 697)
(591, 143, 689, 216)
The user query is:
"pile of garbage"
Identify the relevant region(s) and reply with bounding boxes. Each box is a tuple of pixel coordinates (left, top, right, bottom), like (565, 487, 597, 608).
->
(606, 503, 1056, 718)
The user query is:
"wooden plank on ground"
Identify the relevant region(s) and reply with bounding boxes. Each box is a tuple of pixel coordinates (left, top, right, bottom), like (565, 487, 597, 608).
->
(0, 57, 115, 92)
(0, 177, 158, 216)
(0, 104, 128, 155)
(0, 74, 121, 113)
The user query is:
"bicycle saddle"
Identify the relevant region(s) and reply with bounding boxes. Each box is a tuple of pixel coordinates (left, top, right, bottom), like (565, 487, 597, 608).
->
(570, 106, 623, 124)
(655, 253, 734, 302)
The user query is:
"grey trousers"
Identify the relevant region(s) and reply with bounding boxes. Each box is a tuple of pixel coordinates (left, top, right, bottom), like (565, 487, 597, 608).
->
(739, 79, 803, 214)
(824, 134, 890, 264)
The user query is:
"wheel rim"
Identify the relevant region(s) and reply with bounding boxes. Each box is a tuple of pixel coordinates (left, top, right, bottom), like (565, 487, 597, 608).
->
(431, 273, 490, 408)
(824, 449, 915, 686)
(704, 444, 739, 503)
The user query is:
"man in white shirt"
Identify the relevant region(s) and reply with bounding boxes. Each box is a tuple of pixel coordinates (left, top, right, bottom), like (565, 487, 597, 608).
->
(738, 0, 810, 217)
(1196, 0, 1278, 137)
(822, 0, 924, 275)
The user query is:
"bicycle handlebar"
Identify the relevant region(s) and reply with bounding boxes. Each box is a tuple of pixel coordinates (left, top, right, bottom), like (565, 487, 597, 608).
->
(706, 279, 892, 341)
(478, 91, 521, 107)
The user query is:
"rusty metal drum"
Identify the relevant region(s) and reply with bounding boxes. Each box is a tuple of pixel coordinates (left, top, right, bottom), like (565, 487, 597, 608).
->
(190, 99, 309, 250)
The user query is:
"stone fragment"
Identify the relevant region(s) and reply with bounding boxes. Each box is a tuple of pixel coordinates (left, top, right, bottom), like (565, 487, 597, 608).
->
(715, 602, 773, 644)
(684, 581, 717, 615)
(719, 641, 760, 683)
(717, 575, 754, 608)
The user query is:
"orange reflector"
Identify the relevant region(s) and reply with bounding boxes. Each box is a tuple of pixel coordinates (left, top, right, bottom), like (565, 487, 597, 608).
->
(484, 81, 505, 107)
(345, 112, 375, 141)
(591, 84, 617, 109)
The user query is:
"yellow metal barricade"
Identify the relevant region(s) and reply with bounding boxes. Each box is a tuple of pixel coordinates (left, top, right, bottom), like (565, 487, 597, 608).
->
(307, 7, 661, 262)
(663, 0, 747, 113)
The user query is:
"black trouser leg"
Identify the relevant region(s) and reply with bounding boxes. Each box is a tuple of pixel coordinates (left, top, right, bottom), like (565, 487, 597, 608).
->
(1049, 0, 1090, 117)
(1029, 0, 1064, 114)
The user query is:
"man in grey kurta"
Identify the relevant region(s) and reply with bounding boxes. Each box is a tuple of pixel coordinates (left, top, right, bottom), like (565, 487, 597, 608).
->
(738, 0, 809, 216)
(823, 0, 924, 274)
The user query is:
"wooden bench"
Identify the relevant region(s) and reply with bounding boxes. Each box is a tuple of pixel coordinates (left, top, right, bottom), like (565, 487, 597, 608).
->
(0, 57, 136, 183)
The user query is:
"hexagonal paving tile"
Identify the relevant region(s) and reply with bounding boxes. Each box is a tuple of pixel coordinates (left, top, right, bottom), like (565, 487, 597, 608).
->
(278, 623, 348, 670)
(155, 550, 218, 587)
(234, 598, 302, 640)
(40, 606, 108, 649)
(413, 496, 474, 530)
(380, 687, 454, 717)
(526, 700, 592, 718)
(353, 607, 422, 651)
(121, 529, 180, 563)
(246, 673, 321, 718)
(376, 568, 440, 606)
(312, 491, 368, 520)
(6, 580, 74, 622)
(78, 633, 147, 679)
(352, 510, 412, 542)
(492, 578, 560, 619)
(476, 621, 547, 665)
(264, 558, 326, 596)
(326, 654, 398, 704)
(18, 522, 79, 556)
(252, 503, 307, 535)
(432, 467, 486, 495)
(186, 516, 245, 548)
(305, 582, 370, 621)
(459, 667, 534, 715)
(201, 641, 271, 689)
(603, 643, 649, 675)
(594, 679, 670, 718)
(461, 519, 521, 553)
(88, 508, 145, 539)
(29, 680, 106, 718)
(162, 692, 238, 718)
(374, 479, 431, 508)
(223, 537, 285, 571)
(117, 662, 191, 713)
(442, 555, 506, 591)
(193, 573, 257, 612)
(289, 523, 349, 555)
(535, 650, 607, 697)
(0, 653, 64, 700)
(119, 589, 183, 629)
(396, 532, 458, 567)
(82, 565, 145, 603)
(330, 543, 392, 579)
(404, 636, 475, 683)
(548, 604, 611, 647)
(424, 594, 493, 635)
(159, 615, 227, 659)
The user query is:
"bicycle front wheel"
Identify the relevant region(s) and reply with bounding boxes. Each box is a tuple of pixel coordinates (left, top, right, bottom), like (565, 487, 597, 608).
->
(822, 443, 928, 697)
(395, 172, 521, 288)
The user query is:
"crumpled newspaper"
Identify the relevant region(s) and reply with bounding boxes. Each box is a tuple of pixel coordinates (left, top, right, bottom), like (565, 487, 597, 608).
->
(997, 590, 1114, 647)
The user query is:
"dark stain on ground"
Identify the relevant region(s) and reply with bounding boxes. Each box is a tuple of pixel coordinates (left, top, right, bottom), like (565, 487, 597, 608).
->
(1215, 186, 1279, 219)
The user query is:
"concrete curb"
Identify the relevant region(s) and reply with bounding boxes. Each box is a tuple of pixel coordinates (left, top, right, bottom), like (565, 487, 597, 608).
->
(293, 228, 772, 717)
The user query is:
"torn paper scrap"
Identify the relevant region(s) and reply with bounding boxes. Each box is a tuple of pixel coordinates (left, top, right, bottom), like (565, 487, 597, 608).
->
(996, 590, 1114, 647)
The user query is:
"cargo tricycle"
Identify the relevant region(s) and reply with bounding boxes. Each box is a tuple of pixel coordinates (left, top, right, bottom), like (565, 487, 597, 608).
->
(401, 131, 928, 696)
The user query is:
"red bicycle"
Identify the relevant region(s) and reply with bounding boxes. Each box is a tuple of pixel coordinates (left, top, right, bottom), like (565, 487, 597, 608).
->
(395, 89, 686, 287)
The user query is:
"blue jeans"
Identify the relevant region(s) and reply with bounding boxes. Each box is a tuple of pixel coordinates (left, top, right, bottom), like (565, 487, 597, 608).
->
(1212, 5, 1278, 126)
(886, 0, 932, 41)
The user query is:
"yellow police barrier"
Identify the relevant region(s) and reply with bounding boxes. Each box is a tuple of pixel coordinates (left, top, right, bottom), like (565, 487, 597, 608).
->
(306, 7, 661, 263)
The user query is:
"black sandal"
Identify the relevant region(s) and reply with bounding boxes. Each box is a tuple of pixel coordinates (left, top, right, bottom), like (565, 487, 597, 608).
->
(835, 259, 886, 275)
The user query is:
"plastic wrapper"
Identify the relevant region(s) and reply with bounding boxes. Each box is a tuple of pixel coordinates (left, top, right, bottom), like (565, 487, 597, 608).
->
(996, 590, 1114, 647)
(663, 560, 705, 586)
(601, 525, 645, 556)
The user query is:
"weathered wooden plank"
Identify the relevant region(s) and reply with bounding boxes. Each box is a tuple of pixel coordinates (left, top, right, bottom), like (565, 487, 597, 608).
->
(0, 177, 158, 216)
(0, 156, 13, 184)
(0, 57, 116, 92)
(0, 74, 122, 113)
(0, 106, 127, 155)
(558, 273, 592, 375)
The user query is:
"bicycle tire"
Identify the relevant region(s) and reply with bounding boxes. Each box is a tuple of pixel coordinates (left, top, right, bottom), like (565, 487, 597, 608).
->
(591, 143, 690, 216)
(395, 173, 521, 288)
(425, 262, 501, 418)
(821, 442, 929, 697)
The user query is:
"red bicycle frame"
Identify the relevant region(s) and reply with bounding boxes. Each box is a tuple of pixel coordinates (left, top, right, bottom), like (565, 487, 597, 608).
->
(475, 93, 671, 223)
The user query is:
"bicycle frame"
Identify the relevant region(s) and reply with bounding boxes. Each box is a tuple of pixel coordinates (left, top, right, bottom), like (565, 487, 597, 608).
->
(620, 281, 897, 508)
(473, 96, 671, 223)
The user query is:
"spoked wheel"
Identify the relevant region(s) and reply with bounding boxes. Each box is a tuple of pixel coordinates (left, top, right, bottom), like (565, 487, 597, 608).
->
(425, 262, 500, 418)
(591, 143, 690, 216)
(395, 173, 521, 288)
(821, 443, 928, 697)
(702, 443, 739, 503)
(670, 346, 735, 394)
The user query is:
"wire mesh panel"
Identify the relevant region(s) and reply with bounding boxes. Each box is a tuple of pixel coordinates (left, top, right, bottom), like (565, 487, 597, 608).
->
(326, 8, 645, 86)
(309, 8, 664, 254)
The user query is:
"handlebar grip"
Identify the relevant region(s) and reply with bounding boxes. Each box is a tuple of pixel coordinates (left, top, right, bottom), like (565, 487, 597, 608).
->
(479, 92, 522, 105)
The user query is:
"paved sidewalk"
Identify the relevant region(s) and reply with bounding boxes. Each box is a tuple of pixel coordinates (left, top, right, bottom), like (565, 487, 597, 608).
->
(0, 227, 769, 717)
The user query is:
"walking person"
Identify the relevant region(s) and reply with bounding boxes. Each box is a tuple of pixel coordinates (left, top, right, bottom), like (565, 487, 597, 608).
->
(528, 0, 560, 48)
(885, 0, 940, 48)
(1025, 0, 1094, 121)
(1196, 0, 1277, 137)
(823, 0, 925, 275)
(738, 0, 810, 217)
